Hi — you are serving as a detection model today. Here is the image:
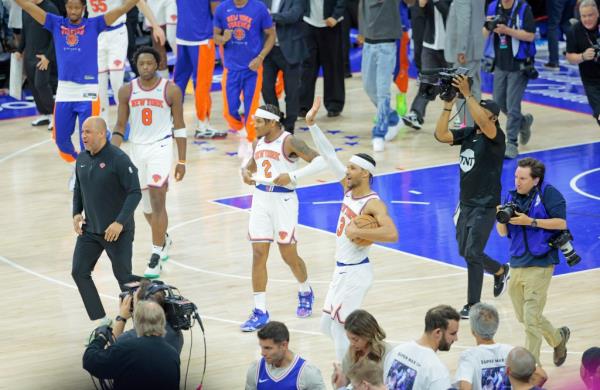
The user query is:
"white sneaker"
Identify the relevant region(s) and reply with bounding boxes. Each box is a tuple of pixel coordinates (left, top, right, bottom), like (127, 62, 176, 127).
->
(384, 124, 400, 142)
(372, 137, 385, 152)
(144, 253, 162, 279)
(31, 115, 50, 126)
(48, 116, 54, 131)
(161, 233, 173, 261)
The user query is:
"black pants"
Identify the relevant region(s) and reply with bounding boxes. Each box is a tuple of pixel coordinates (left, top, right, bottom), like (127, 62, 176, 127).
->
(24, 57, 54, 115)
(262, 46, 302, 133)
(126, 7, 140, 76)
(410, 47, 448, 121)
(409, 4, 426, 72)
(456, 205, 502, 305)
(342, 0, 359, 74)
(299, 22, 345, 114)
(583, 80, 600, 127)
(72, 230, 138, 320)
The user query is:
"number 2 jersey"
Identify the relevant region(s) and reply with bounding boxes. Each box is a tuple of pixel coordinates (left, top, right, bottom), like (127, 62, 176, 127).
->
(128, 78, 173, 144)
(335, 190, 380, 265)
(253, 131, 298, 189)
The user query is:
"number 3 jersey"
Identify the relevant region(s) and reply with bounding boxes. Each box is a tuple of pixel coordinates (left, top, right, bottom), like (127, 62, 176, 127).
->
(253, 131, 298, 190)
(128, 78, 173, 144)
(335, 191, 380, 264)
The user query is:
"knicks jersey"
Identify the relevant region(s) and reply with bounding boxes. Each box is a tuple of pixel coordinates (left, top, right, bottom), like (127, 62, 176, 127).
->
(87, 0, 126, 25)
(253, 132, 298, 189)
(256, 355, 306, 390)
(128, 78, 173, 144)
(335, 191, 380, 264)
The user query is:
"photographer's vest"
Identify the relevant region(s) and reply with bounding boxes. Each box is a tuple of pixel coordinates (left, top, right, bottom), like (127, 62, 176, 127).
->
(506, 182, 556, 257)
(484, 0, 536, 61)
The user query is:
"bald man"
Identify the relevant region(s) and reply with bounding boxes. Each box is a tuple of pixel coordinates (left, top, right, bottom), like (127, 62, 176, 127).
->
(506, 347, 545, 390)
(72, 116, 142, 324)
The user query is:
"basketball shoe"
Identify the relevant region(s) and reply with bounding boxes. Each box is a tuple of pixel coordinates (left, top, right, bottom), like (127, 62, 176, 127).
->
(296, 288, 314, 318)
(161, 233, 173, 261)
(493, 263, 510, 298)
(240, 308, 270, 332)
(144, 253, 162, 279)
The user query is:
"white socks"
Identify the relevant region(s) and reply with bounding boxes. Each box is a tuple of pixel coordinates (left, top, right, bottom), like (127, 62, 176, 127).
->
(299, 281, 311, 293)
(152, 244, 162, 255)
(253, 292, 266, 312)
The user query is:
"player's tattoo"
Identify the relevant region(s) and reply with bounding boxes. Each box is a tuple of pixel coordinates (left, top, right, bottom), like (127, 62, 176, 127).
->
(289, 136, 318, 161)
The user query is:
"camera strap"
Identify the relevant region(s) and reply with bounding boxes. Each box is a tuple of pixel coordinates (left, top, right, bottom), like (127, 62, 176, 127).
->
(494, 0, 521, 29)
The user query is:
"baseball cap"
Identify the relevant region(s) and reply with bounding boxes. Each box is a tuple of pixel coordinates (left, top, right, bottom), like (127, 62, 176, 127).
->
(479, 99, 501, 117)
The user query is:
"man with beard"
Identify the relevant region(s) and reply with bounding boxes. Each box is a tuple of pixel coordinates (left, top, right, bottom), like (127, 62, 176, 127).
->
(304, 97, 398, 360)
(383, 305, 460, 389)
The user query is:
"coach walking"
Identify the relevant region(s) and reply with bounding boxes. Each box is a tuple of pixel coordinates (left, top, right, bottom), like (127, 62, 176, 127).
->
(72, 116, 141, 322)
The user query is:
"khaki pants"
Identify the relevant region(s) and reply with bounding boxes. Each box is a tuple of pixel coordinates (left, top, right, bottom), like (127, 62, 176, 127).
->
(508, 266, 562, 365)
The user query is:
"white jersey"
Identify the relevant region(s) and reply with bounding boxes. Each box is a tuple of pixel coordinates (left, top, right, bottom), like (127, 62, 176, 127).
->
(128, 78, 173, 144)
(87, 0, 126, 26)
(253, 131, 298, 189)
(454, 343, 513, 390)
(335, 190, 379, 264)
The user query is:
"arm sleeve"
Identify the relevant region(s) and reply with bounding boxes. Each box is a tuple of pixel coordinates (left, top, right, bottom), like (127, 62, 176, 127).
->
(272, 1, 305, 24)
(245, 361, 258, 390)
(115, 155, 141, 225)
(299, 363, 327, 390)
(307, 124, 346, 181)
(72, 167, 84, 216)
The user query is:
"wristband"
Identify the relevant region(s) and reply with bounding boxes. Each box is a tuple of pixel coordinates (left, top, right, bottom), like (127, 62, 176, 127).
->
(115, 315, 127, 323)
(177, 160, 186, 165)
(112, 131, 125, 138)
(443, 108, 452, 112)
(173, 128, 187, 138)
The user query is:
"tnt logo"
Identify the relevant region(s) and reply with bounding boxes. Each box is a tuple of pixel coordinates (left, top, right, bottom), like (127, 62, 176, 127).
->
(152, 174, 162, 183)
(459, 149, 475, 173)
(66, 34, 79, 46)
(233, 28, 246, 41)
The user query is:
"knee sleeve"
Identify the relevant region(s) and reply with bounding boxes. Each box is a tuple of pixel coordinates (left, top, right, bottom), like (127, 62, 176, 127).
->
(141, 190, 152, 214)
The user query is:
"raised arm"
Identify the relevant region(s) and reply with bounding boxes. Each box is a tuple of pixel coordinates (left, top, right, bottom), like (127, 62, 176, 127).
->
(104, 0, 139, 26)
(136, 0, 165, 45)
(111, 83, 132, 147)
(15, 0, 46, 25)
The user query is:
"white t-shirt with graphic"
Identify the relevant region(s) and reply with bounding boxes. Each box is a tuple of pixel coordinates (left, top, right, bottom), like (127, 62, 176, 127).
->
(383, 341, 452, 390)
(454, 343, 513, 390)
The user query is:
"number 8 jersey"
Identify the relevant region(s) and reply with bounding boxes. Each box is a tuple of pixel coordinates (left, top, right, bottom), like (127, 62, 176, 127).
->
(128, 78, 174, 144)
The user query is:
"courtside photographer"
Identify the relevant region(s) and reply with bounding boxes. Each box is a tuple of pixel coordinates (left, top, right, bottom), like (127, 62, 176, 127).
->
(566, 0, 600, 128)
(434, 74, 509, 320)
(495, 157, 574, 367)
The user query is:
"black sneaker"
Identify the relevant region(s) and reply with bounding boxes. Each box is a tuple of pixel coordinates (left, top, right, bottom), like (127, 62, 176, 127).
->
(460, 304, 473, 319)
(519, 114, 533, 145)
(553, 326, 570, 366)
(494, 264, 511, 298)
(543, 62, 560, 71)
(402, 111, 423, 130)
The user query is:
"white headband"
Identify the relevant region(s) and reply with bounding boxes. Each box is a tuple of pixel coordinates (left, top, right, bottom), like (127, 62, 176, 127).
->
(349, 155, 375, 175)
(254, 108, 280, 122)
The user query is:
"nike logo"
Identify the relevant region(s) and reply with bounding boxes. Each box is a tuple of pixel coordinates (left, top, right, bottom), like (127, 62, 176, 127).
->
(80, 165, 86, 168)
(339, 272, 347, 275)
(283, 198, 290, 202)
(258, 379, 269, 383)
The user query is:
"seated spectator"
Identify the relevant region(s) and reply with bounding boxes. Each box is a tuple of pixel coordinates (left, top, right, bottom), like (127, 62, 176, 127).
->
(506, 347, 544, 390)
(245, 321, 326, 389)
(113, 278, 184, 355)
(83, 300, 180, 390)
(383, 304, 460, 389)
(455, 303, 547, 390)
(346, 358, 387, 390)
(581, 347, 600, 390)
(331, 309, 393, 389)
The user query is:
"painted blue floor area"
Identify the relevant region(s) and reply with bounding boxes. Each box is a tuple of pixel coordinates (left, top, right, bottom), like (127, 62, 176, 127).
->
(215, 142, 600, 276)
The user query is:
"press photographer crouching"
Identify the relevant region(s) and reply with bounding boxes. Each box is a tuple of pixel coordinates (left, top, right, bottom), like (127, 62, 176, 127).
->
(83, 300, 180, 390)
(566, 0, 600, 128)
(113, 278, 184, 355)
(495, 157, 573, 368)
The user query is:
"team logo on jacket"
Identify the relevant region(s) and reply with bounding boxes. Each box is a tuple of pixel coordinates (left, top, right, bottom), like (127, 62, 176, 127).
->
(278, 231, 288, 240)
(152, 174, 162, 183)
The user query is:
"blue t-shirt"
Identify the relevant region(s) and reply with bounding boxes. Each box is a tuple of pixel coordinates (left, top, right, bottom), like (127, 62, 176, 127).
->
(213, 0, 273, 71)
(507, 184, 566, 268)
(44, 14, 107, 84)
(176, 0, 213, 42)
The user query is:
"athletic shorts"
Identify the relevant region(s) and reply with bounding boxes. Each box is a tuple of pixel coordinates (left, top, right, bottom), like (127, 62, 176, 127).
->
(323, 262, 373, 324)
(129, 137, 173, 189)
(98, 25, 128, 73)
(145, 0, 177, 27)
(248, 188, 298, 244)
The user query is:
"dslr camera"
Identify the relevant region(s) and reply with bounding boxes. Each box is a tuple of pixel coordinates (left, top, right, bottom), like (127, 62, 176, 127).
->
(496, 202, 522, 224)
(419, 67, 473, 102)
(484, 14, 508, 32)
(592, 43, 600, 62)
(549, 230, 581, 267)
